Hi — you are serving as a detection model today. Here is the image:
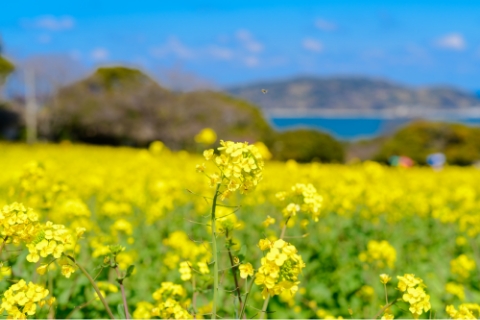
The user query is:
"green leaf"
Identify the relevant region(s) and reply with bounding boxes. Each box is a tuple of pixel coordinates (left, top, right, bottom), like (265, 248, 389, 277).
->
(125, 265, 135, 278)
(237, 245, 247, 261)
(117, 304, 126, 319)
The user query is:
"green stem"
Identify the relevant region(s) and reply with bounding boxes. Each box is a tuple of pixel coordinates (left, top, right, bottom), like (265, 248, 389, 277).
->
(373, 298, 398, 319)
(65, 297, 96, 319)
(239, 275, 255, 319)
(67, 256, 115, 319)
(259, 295, 271, 319)
(211, 184, 221, 319)
(115, 266, 130, 319)
(384, 283, 388, 305)
(227, 245, 243, 310)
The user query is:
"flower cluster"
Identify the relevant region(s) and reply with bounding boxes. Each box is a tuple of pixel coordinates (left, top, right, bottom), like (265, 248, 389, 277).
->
(18, 162, 46, 194)
(197, 140, 264, 200)
(26, 222, 73, 263)
(151, 282, 191, 319)
(0, 280, 51, 319)
(451, 254, 476, 280)
(179, 261, 210, 282)
(446, 282, 465, 300)
(276, 183, 323, 222)
(133, 301, 154, 319)
(381, 308, 394, 320)
(359, 240, 396, 269)
(446, 304, 480, 319)
(397, 274, 431, 317)
(26, 221, 75, 278)
(254, 239, 305, 299)
(179, 262, 192, 281)
(0, 203, 40, 244)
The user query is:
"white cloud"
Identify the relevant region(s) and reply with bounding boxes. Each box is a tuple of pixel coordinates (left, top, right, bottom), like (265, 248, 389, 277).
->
(235, 29, 264, 53)
(302, 38, 323, 53)
(26, 15, 75, 31)
(207, 46, 234, 60)
(37, 34, 51, 44)
(91, 48, 109, 61)
(150, 37, 194, 59)
(315, 18, 337, 32)
(435, 33, 466, 51)
(244, 56, 259, 67)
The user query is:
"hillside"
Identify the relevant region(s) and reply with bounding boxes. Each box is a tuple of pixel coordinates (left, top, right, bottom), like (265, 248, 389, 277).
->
(41, 66, 273, 149)
(227, 76, 480, 111)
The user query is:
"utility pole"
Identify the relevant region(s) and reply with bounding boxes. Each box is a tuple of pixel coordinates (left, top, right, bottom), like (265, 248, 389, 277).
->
(25, 68, 37, 144)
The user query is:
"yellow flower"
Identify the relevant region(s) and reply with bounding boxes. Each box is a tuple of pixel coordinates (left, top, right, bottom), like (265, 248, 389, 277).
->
(0, 203, 41, 244)
(380, 274, 391, 284)
(75, 227, 86, 238)
(446, 282, 465, 301)
(61, 264, 76, 278)
(451, 254, 476, 279)
(254, 240, 305, 299)
(47, 297, 56, 306)
(397, 274, 431, 317)
(397, 274, 422, 292)
(0, 281, 50, 318)
(203, 149, 215, 161)
(446, 304, 479, 319)
(277, 184, 323, 222)
(262, 215, 276, 227)
(360, 240, 396, 269)
(151, 282, 191, 319)
(149, 141, 165, 154)
(266, 248, 288, 266)
(196, 163, 206, 173)
(36, 264, 48, 275)
(26, 245, 40, 263)
(195, 128, 217, 145)
(179, 261, 192, 281)
(253, 142, 272, 160)
(133, 301, 154, 319)
(197, 262, 210, 275)
(239, 263, 254, 279)
(199, 141, 264, 197)
(258, 238, 273, 251)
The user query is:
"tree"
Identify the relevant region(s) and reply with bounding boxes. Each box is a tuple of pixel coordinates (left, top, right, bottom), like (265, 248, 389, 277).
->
(41, 66, 274, 148)
(0, 55, 15, 99)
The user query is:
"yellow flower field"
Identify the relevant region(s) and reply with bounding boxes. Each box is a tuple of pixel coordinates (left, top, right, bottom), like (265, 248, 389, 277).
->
(1, 141, 480, 319)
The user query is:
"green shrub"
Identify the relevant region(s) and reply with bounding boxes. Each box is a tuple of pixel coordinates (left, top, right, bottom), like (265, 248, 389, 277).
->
(374, 121, 480, 165)
(269, 129, 344, 163)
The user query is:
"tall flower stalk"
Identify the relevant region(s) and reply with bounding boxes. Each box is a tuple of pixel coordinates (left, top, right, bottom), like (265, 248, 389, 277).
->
(197, 140, 264, 319)
(210, 183, 221, 319)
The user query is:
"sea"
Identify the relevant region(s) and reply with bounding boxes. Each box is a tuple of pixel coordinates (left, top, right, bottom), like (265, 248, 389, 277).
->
(269, 117, 480, 141)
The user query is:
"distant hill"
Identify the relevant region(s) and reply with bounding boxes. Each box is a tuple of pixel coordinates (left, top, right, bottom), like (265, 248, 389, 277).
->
(227, 76, 480, 111)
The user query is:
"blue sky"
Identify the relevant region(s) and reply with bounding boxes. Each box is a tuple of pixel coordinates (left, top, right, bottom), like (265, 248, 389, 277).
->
(2, 1, 480, 90)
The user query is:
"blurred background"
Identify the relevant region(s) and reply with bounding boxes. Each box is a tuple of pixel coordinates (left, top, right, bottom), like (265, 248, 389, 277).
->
(2, 0, 480, 165)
